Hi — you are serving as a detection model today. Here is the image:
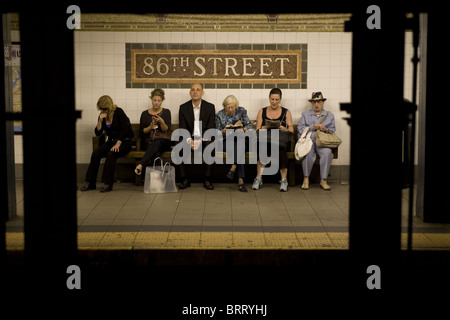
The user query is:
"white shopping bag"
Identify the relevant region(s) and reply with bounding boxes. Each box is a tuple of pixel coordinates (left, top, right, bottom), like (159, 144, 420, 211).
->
(144, 157, 178, 194)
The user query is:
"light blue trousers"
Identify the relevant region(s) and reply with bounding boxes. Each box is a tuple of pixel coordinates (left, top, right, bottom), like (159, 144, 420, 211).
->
(301, 142, 333, 180)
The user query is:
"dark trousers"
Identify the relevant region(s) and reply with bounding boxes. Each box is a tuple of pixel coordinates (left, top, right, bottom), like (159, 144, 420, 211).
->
(85, 140, 132, 185)
(138, 138, 171, 167)
(178, 140, 213, 181)
(222, 136, 247, 179)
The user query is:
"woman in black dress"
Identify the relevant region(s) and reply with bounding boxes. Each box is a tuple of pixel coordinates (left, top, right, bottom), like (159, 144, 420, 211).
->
(134, 88, 172, 176)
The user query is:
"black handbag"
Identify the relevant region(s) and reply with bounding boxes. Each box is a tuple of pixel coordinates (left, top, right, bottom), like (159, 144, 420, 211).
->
(257, 129, 291, 150)
(278, 130, 291, 150)
(259, 108, 291, 149)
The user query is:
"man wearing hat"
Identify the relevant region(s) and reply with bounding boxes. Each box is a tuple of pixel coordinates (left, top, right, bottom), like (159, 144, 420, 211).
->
(297, 92, 336, 190)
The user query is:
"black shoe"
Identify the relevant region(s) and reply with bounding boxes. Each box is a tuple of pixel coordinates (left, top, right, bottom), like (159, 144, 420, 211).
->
(100, 184, 113, 192)
(80, 182, 96, 191)
(179, 178, 191, 189)
(203, 180, 214, 190)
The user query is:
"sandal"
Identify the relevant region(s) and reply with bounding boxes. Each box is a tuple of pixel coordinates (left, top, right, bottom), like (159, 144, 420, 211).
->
(226, 170, 235, 180)
(238, 184, 248, 192)
(135, 165, 142, 175)
(320, 180, 331, 190)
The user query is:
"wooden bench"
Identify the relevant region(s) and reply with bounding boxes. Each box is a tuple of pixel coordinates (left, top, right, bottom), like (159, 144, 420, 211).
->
(92, 123, 338, 187)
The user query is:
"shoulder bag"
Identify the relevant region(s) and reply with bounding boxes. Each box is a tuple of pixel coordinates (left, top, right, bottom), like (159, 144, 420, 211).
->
(150, 109, 172, 141)
(151, 128, 172, 141)
(295, 127, 313, 160)
(315, 112, 342, 148)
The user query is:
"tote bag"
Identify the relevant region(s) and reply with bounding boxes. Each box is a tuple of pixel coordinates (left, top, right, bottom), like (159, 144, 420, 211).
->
(144, 157, 178, 194)
(315, 130, 342, 148)
(295, 127, 313, 160)
(315, 112, 342, 149)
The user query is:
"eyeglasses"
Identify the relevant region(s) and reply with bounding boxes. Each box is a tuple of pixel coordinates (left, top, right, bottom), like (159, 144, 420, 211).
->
(99, 107, 108, 111)
(311, 100, 324, 104)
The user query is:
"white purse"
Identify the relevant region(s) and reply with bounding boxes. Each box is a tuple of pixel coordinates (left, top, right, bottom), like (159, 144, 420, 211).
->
(294, 127, 313, 160)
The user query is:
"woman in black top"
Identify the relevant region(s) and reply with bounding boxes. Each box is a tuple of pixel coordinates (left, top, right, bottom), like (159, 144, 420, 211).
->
(134, 88, 172, 176)
(252, 88, 294, 192)
(81, 95, 134, 192)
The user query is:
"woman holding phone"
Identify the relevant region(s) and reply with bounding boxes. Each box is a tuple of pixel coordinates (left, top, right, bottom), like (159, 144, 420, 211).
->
(134, 88, 172, 176)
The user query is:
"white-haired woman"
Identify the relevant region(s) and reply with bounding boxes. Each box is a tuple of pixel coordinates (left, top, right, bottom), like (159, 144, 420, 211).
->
(215, 95, 253, 192)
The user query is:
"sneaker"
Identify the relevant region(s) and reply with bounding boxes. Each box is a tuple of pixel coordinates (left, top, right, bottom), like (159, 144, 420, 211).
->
(280, 179, 288, 192)
(252, 177, 263, 190)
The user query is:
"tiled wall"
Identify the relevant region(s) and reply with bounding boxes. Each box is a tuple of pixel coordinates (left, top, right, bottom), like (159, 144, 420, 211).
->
(14, 30, 417, 180)
(73, 31, 353, 167)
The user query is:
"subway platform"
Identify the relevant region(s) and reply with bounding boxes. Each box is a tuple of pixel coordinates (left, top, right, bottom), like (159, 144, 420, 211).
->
(6, 180, 450, 250)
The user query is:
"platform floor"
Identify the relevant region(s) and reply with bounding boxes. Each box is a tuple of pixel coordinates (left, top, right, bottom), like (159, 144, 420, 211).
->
(6, 180, 450, 250)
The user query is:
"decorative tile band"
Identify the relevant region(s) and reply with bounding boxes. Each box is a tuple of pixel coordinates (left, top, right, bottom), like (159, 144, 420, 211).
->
(126, 43, 307, 89)
(78, 13, 351, 32)
(9, 13, 351, 32)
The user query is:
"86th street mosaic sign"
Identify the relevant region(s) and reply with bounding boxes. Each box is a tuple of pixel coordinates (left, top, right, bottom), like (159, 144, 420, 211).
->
(126, 43, 307, 88)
